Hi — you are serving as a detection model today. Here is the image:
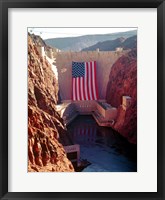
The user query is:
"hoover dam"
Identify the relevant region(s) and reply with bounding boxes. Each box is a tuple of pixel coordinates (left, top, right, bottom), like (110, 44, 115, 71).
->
(28, 34, 137, 172)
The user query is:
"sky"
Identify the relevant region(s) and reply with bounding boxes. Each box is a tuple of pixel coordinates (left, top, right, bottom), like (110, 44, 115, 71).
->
(28, 27, 137, 40)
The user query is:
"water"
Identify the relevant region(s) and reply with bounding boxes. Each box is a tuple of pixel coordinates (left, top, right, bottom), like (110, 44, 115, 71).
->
(67, 115, 137, 172)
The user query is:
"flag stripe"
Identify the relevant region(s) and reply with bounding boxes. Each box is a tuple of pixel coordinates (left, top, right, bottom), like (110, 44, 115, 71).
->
(94, 61, 99, 99)
(82, 77, 86, 100)
(76, 78, 80, 100)
(85, 63, 89, 100)
(92, 62, 97, 100)
(88, 62, 93, 100)
(78, 78, 81, 100)
(73, 78, 76, 101)
(86, 62, 91, 100)
(90, 62, 95, 100)
(80, 77, 84, 100)
(75, 78, 77, 101)
(78, 77, 82, 100)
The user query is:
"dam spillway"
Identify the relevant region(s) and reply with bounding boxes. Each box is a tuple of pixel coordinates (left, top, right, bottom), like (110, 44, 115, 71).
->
(56, 100, 118, 127)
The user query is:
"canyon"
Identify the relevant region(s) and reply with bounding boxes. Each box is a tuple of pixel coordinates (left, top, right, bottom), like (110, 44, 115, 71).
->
(28, 33, 137, 172)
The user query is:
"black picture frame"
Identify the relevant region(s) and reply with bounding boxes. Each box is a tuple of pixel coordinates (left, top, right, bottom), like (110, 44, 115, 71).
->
(0, 0, 164, 199)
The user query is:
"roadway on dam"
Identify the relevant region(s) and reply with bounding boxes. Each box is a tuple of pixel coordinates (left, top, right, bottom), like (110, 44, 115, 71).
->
(67, 115, 137, 172)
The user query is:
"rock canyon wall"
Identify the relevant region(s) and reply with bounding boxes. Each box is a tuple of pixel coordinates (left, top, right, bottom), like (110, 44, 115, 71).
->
(28, 35, 74, 172)
(106, 50, 137, 144)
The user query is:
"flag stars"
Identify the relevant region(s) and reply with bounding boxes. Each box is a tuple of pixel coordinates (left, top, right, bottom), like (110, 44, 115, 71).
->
(72, 62, 85, 78)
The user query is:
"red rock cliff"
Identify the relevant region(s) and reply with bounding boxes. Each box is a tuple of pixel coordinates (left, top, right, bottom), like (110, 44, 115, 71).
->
(106, 50, 137, 144)
(28, 35, 74, 172)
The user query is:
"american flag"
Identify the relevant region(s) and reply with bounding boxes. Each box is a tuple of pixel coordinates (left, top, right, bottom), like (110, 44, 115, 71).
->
(72, 61, 98, 101)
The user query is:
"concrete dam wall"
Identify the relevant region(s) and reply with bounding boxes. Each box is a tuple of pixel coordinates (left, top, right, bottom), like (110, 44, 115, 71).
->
(55, 50, 129, 101)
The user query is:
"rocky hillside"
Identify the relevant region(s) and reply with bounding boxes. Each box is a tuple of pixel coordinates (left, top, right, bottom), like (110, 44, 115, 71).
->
(30, 33, 60, 53)
(30, 33, 48, 47)
(45, 30, 137, 51)
(106, 49, 137, 144)
(82, 35, 137, 51)
(28, 35, 74, 172)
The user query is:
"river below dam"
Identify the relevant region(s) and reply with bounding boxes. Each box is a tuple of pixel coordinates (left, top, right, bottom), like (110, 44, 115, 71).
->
(67, 115, 137, 172)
